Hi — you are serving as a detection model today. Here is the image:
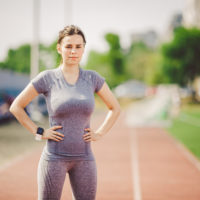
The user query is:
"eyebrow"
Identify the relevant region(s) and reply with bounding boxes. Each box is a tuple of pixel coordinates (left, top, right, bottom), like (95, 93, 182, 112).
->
(65, 44, 84, 46)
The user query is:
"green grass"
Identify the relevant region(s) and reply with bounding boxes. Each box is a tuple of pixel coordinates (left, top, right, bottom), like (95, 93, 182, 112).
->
(167, 104, 200, 160)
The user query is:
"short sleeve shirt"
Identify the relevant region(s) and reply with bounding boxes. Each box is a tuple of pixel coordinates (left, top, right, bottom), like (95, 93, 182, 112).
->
(31, 66, 105, 161)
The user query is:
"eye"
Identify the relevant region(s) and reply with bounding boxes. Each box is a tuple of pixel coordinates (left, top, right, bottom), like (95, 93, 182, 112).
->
(65, 45, 72, 48)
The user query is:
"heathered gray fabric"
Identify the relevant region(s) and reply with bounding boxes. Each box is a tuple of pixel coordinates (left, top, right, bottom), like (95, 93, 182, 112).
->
(31, 66, 105, 161)
(37, 157, 97, 200)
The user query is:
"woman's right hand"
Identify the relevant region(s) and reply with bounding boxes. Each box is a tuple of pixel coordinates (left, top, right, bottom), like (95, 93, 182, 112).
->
(42, 126, 64, 142)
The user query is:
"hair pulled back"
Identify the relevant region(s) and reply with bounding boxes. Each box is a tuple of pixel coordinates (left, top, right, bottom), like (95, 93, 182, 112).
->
(57, 25, 86, 45)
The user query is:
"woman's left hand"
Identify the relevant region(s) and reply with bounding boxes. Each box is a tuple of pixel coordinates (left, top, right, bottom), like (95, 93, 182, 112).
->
(83, 128, 102, 142)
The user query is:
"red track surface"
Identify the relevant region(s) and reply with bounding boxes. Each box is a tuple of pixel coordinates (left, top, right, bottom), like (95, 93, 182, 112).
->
(0, 111, 200, 200)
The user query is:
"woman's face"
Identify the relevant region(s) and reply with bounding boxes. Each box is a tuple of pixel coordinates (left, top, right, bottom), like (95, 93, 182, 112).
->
(57, 34, 85, 66)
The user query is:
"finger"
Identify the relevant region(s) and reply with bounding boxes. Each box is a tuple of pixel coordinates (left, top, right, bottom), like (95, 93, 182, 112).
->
(50, 135, 60, 142)
(84, 138, 92, 142)
(83, 135, 91, 139)
(53, 131, 65, 137)
(52, 133, 64, 140)
(54, 135, 64, 141)
(51, 126, 63, 130)
(83, 135, 91, 140)
(51, 134, 64, 141)
(83, 133, 90, 137)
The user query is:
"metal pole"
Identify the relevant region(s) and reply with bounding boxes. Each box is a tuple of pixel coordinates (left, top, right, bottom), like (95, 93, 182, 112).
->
(30, 0, 41, 122)
(30, 0, 40, 80)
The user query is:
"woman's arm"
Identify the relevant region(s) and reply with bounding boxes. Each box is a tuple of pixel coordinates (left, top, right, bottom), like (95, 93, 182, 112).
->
(83, 82, 121, 142)
(9, 83, 40, 134)
(9, 83, 64, 141)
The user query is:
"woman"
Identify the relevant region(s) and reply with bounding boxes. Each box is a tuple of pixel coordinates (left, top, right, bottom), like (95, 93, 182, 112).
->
(9, 25, 121, 200)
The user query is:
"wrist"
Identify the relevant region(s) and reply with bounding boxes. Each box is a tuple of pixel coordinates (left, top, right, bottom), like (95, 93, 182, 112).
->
(95, 130, 104, 138)
(35, 127, 44, 141)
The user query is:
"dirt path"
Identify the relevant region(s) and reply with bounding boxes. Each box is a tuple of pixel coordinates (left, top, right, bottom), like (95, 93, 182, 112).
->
(0, 111, 200, 199)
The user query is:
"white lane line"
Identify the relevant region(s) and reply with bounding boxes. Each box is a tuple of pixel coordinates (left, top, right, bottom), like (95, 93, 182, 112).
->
(161, 129, 200, 171)
(130, 129, 142, 200)
(175, 141, 200, 171)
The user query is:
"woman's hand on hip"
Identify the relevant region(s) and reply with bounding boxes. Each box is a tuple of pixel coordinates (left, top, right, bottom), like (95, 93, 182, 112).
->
(42, 126, 64, 142)
(83, 128, 102, 142)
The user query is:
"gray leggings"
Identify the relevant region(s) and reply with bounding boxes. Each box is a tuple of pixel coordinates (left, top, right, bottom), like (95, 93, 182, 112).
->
(37, 157, 97, 200)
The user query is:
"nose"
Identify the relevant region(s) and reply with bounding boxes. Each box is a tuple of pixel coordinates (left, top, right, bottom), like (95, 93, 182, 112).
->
(71, 48, 76, 53)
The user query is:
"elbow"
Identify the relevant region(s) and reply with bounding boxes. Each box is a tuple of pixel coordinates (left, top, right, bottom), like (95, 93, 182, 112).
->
(9, 103, 15, 114)
(9, 102, 18, 116)
(113, 105, 121, 117)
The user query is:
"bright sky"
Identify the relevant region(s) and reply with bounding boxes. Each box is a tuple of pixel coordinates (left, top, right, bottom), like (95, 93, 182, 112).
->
(0, 0, 186, 64)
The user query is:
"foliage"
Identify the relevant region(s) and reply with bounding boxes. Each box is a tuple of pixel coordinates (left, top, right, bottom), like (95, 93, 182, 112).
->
(85, 33, 128, 88)
(39, 41, 60, 70)
(160, 27, 200, 86)
(104, 33, 125, 75)
(0, 44, 31, 73)
(0, 41, 60, 74)
(0, 32, 161, 88)
(125, 41, 161, 85)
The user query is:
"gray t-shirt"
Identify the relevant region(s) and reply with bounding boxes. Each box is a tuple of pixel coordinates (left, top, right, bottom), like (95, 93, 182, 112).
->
(31, 66, 105, 161)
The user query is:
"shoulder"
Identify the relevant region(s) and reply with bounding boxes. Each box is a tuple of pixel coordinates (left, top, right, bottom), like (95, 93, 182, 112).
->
(39, 68, 57, 76)
(35, 68, 59, 80)
(81, 68, 105, 92)
(81, 68, 103, 79)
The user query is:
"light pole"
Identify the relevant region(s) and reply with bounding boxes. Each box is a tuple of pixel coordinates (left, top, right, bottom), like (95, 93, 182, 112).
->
(64, 0, 73, 25)
(30, 0, 41, 122)
(30, 0, 40, 80)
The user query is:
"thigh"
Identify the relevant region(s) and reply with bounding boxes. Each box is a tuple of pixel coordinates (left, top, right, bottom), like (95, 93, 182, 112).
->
(37, 157, 67, 200)
(69, 160, 97, 200)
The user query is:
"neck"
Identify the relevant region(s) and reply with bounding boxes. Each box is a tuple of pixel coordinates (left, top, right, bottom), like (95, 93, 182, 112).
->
(60, 63, 79, 74)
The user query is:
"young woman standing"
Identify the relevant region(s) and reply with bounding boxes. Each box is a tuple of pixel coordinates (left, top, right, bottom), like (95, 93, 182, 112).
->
(10, 25, 121, 200)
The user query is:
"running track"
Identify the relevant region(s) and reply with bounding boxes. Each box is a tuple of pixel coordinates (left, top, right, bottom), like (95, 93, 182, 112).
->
(0, 111, 200, 200)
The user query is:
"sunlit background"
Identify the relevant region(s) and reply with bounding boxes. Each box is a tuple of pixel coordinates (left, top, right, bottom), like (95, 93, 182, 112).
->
(1, 0, 200, 199)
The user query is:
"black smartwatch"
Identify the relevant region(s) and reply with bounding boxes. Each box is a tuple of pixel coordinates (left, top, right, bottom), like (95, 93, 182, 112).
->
(35, 127, 44, 141)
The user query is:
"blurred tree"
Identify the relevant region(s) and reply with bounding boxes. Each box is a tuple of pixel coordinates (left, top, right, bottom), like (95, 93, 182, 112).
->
(0, 41, 60, 74)
(39, 41, 59, 70)
(85, 50, 116, 87)
(104, 33, 124, 74)
(0, 44, 31, 73)
(125, 41, 160, 85)
(160, 27, 200, 86)
(85, 33, 128, 88)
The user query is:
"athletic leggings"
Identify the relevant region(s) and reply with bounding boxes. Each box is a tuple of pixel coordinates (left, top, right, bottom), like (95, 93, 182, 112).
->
(37, 157, 97, 200)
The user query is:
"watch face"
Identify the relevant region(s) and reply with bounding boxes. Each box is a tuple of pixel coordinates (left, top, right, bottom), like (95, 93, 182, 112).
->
(37, 127, 44, 135)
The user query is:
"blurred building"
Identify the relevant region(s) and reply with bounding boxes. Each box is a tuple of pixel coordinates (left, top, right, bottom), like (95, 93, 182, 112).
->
(162, 12, 184, 42)
(130, 30, 159, 48)
(183, 0, 200, 28)
(168, 13, 183, 32)
(113, 80, 147, 99)
(163, 0, 200, 42)
(0, 69, 29, 94)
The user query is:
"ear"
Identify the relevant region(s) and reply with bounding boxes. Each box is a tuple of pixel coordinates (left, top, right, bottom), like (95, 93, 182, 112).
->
(57, 44, 61, 54)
